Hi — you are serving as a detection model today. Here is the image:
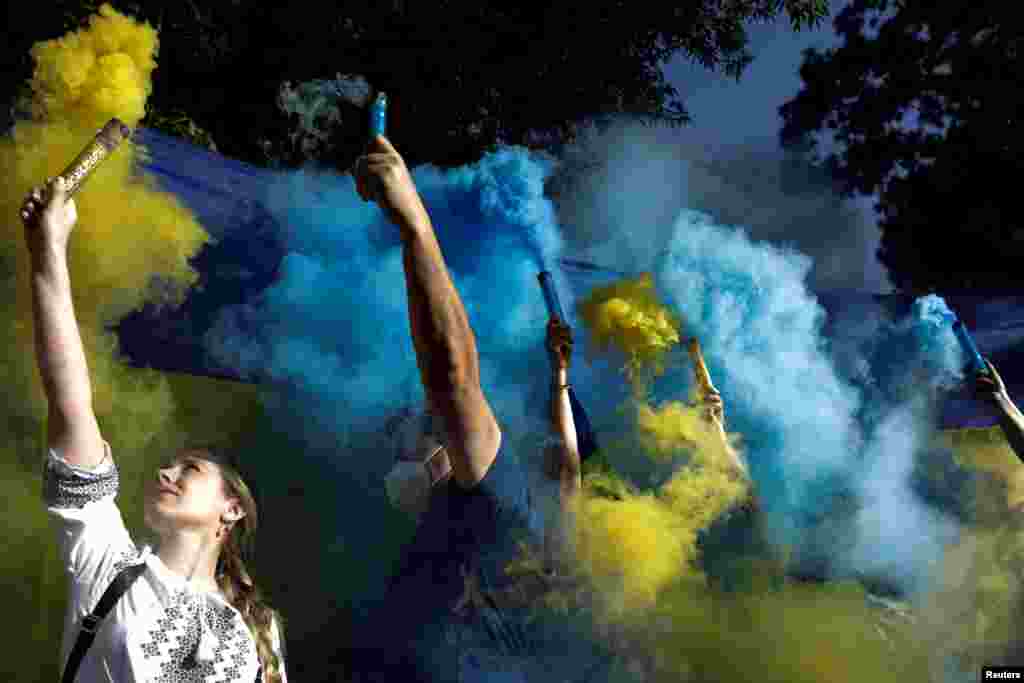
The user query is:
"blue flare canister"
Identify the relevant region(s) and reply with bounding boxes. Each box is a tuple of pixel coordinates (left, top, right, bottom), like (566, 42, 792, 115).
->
(952, 318, 988, 375)
(537, 271, 568, 322)
(537, 271, 599, 460)
(370, 93, 387, 138)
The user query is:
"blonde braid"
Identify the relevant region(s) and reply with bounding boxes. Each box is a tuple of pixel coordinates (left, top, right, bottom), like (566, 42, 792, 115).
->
(190, 444, 285, 682)
(217, 531, 284, 682)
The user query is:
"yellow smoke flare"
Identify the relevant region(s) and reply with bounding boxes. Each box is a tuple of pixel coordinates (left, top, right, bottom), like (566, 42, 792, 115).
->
(577, 273, 681, 387)
(1, 3, 208, 410)
(0, 7, 216, 678)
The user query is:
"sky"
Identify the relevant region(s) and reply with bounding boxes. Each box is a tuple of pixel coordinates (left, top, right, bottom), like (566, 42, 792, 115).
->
(655, 2, 894, 294)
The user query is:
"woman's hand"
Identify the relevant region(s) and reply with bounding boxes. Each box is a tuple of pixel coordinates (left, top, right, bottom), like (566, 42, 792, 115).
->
(22, 177, 77, 261)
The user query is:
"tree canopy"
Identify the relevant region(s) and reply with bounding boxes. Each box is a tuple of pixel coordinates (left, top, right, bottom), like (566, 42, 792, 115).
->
(780, 0, 1024, 294)
(5, 0, 826, 173)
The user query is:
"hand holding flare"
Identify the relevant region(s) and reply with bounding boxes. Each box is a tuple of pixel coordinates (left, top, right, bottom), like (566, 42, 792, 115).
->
(687, 337, 748, 479)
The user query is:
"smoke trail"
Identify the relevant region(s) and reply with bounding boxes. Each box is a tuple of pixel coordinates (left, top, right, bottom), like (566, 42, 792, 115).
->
(653, 209, 861, 544)
(649, 210, 970, 594)
(577, 273, 682, 389)
(274, 74, 371, 162)
(831, 296, 965, 594)
(547, 118, 892, 293)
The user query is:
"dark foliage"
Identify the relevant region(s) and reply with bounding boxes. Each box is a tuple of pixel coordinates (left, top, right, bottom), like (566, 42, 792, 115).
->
(5, 1, 825, 172)
(781, 0, 1024, 294)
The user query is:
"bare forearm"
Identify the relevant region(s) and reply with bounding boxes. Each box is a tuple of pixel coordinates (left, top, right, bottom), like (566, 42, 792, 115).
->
(551, 367, 581, 483)
(31, 251, 104, 468)
(714, 420, 748, 478)
(994, 395, 1024, 464)
(30, 251, 93, 411)
(399, 218, 478, 392)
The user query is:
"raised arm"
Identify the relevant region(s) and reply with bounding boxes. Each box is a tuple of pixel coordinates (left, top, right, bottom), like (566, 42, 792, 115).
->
(356, 136, 499, 487)
(688, 339, 748, 479)
(22, 178, 105, 469)
(976, 359, 1024, 464)
(545, 317, 581, 502)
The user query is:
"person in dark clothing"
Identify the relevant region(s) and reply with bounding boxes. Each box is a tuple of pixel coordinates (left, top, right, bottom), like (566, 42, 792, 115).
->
(347, 136, 538, 681)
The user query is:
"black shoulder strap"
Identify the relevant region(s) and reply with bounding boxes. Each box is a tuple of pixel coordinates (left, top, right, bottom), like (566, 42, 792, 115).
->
(61, 562, 146, 683)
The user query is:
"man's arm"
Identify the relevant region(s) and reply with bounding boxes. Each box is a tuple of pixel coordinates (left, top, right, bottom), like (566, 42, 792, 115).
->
(23, 179, 105, 470)
(545, 318, 581, 502)
(549, 366, 582, 497)
(541, 318, 582, 572)
(357, 137, 499, 487)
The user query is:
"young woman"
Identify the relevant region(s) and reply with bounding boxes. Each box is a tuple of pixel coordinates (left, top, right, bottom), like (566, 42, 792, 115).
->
(23, 177, 286, 682)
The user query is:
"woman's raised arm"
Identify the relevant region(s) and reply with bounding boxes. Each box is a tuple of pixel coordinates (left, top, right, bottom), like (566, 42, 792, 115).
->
(22, 178, 105, 469)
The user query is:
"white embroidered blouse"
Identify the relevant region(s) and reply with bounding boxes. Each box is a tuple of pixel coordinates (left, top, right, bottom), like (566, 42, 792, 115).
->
(44, 442, 287, 683)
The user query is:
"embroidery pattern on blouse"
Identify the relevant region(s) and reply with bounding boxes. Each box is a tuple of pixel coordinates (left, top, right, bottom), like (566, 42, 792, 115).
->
(110, 547, 143, 575)
(138, 591, 256, 682)
(43, 454, 119, 509)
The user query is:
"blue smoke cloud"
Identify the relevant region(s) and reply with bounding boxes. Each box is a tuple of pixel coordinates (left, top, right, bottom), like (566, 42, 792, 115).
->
(204, 149, 564, 603)
(652, 211, 966, 593)
(832, 295, 965, 593)
(655, 210, 863, 538)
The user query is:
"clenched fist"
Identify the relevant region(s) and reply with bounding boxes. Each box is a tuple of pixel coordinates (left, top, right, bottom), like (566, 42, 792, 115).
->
(21, 177, 77, 259)
(354, 136, 429, 230)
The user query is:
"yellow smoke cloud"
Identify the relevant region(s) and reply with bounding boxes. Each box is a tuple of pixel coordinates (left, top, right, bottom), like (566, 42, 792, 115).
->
(525, 272, 943, 682)
(567, 400, 750, 611)
(915, 427, 1024, 673)
(637, 398, 742, 466)
(0, 7, 218, 679)
(560, 426, 1024, 682)
(554, 275, 751, 610)
(629, 580, 929, 683)
(577, 272, 682, 388)
(1, 4, 209, 412)
(571, 486, 693, 606)
(5, 4, 205, 327)
(27, 4, 157, 130)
